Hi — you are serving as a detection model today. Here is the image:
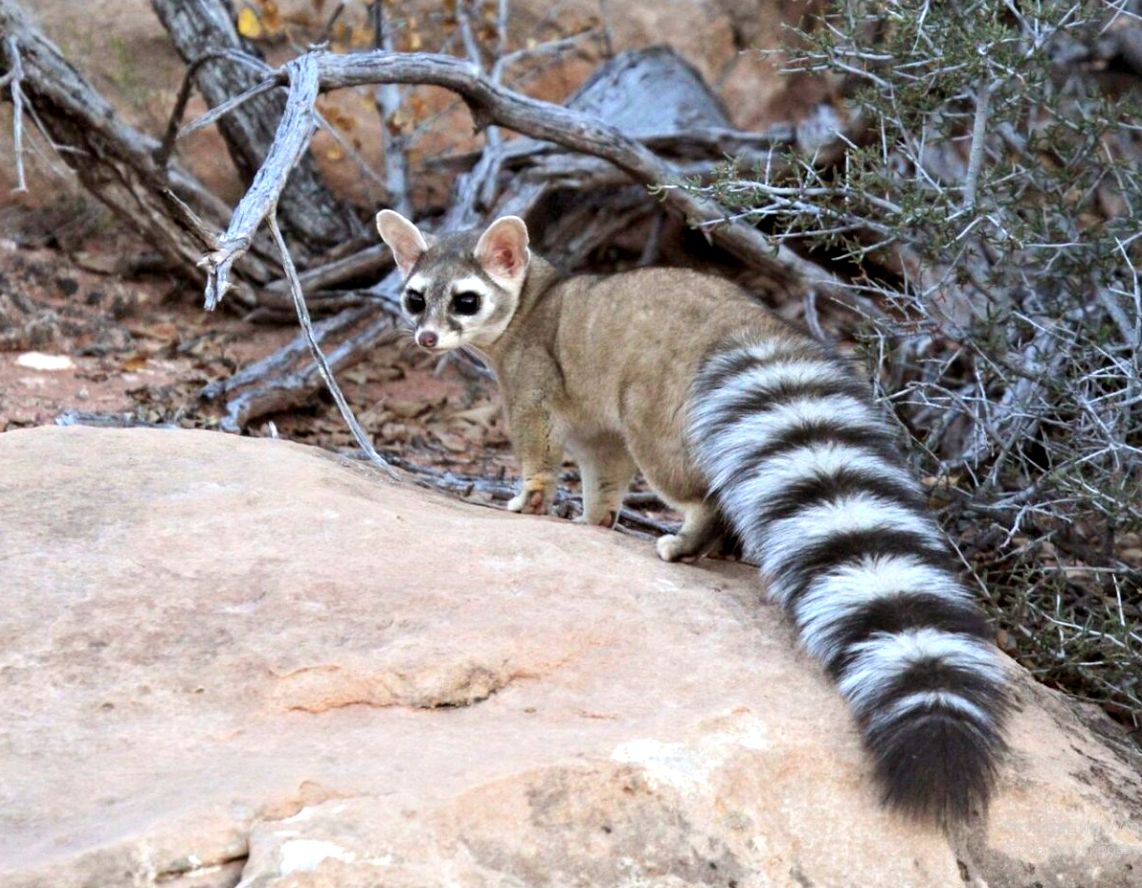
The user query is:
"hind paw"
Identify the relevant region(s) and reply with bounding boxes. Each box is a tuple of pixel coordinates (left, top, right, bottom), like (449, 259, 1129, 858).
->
(656, 534, 701, 563)
(575, 510, 616, 528)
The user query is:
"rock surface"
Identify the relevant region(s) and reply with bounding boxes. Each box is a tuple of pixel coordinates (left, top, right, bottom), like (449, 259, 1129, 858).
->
(1, 426, 1140, 888)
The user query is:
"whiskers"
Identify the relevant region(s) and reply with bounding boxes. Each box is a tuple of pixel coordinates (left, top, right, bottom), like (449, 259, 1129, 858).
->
(393, 323, 417, 346)
(459, 346, 496, 381)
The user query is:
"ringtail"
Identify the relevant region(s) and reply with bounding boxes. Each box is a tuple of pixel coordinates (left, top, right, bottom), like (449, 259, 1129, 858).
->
(377, 209, 1009, 828)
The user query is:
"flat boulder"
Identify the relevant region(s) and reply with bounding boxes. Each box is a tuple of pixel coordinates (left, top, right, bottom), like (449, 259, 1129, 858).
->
(1, 426, 1139, 887)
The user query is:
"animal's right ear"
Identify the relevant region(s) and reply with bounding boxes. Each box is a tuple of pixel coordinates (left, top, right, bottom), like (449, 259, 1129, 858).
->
(376, 210, 430, 277)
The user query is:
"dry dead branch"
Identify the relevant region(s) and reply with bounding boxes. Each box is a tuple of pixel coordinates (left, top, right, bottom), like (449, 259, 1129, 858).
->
(369, 0, 410, 217)
(196, 46, 841, 317)
(0, 1, 242, 287)
(266, 209, 398, 478)
(1, 33, 26, 192)
(150, 0, 361, 256)
(199, 54, 326, 309)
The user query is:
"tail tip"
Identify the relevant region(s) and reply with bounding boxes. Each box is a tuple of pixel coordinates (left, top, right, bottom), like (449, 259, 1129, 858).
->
(871, 712, 1007, 830)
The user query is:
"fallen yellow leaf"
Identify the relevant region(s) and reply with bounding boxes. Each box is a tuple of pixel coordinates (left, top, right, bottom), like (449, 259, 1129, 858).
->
(236, 7, 262, 39)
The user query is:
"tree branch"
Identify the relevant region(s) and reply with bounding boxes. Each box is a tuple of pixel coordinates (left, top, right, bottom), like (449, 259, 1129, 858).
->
(201, 55, 322, 309)
(199, 48, 840, 311)
(1, 34, 27, 192)
(962, 79, 992, 211)
(371, 0, 410, 215)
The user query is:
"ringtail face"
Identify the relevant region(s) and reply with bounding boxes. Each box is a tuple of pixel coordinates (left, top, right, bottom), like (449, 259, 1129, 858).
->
(376, 210, 531, 353)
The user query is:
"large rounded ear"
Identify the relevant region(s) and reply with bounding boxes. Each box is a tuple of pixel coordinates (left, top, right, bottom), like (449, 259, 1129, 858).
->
(474, 216, 530, 290)
(376, 209, 430, 277)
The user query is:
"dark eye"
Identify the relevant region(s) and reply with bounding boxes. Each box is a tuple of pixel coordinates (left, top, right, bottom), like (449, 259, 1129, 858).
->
(452, 291, 481, 315)
(405, 291, 426, 314)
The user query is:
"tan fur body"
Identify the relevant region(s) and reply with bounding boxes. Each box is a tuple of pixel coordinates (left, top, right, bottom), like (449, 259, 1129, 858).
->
(480, 256, 794, 556)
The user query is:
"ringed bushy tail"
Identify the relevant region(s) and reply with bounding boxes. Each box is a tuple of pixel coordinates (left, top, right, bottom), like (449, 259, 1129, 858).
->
(689, 336, 1009, 828)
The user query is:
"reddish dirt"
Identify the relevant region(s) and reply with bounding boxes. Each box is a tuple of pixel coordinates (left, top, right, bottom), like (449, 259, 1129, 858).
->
(0, 235, 509, 459)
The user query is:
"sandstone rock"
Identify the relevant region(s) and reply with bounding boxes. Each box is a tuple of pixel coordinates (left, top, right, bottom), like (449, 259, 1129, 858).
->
(1, 426, 1139, 888)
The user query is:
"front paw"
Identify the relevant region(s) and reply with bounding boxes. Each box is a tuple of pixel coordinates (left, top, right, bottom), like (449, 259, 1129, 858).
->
(508, 480, 552, 515)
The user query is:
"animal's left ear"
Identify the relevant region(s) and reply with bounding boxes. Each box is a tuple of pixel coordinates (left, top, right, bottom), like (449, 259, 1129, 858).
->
(475, 216, 530, 289)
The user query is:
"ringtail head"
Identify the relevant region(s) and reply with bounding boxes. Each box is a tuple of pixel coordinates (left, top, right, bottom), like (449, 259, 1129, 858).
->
(376, 210, 530, 353)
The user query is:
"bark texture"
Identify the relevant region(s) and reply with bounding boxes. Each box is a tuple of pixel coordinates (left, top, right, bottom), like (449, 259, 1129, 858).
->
(0, 0, 228, 284)
(151, 0, 362, 256)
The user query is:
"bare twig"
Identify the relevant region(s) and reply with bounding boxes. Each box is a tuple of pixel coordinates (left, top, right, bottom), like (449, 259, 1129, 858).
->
(1, 35, 27, 192)
(455, 0, 507, 210)
(201, 55, 322, 309)
(494, 0, 510, 68)
(962, 79, 992, 211)
(498, 27, 599, 76)
(319, 0, 349, 43)
(160, 187, 221, 252)
(178, 75, 279, 142)
(154, 48, 258, 168)
(11, 89, 70, 180)
(455, 0, 484, 70)
(598, 0, 615, 57)
(371, 0, 410, 215)
(267, 209, 398, 480)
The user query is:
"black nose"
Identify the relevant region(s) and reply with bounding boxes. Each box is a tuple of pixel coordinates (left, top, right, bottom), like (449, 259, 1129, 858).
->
(417, 330, 438, 348)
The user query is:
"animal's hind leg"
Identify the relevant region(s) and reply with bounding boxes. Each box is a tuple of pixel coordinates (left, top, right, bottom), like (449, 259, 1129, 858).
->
(656, 501, 721, 563)
(575, 439, 637, 527)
